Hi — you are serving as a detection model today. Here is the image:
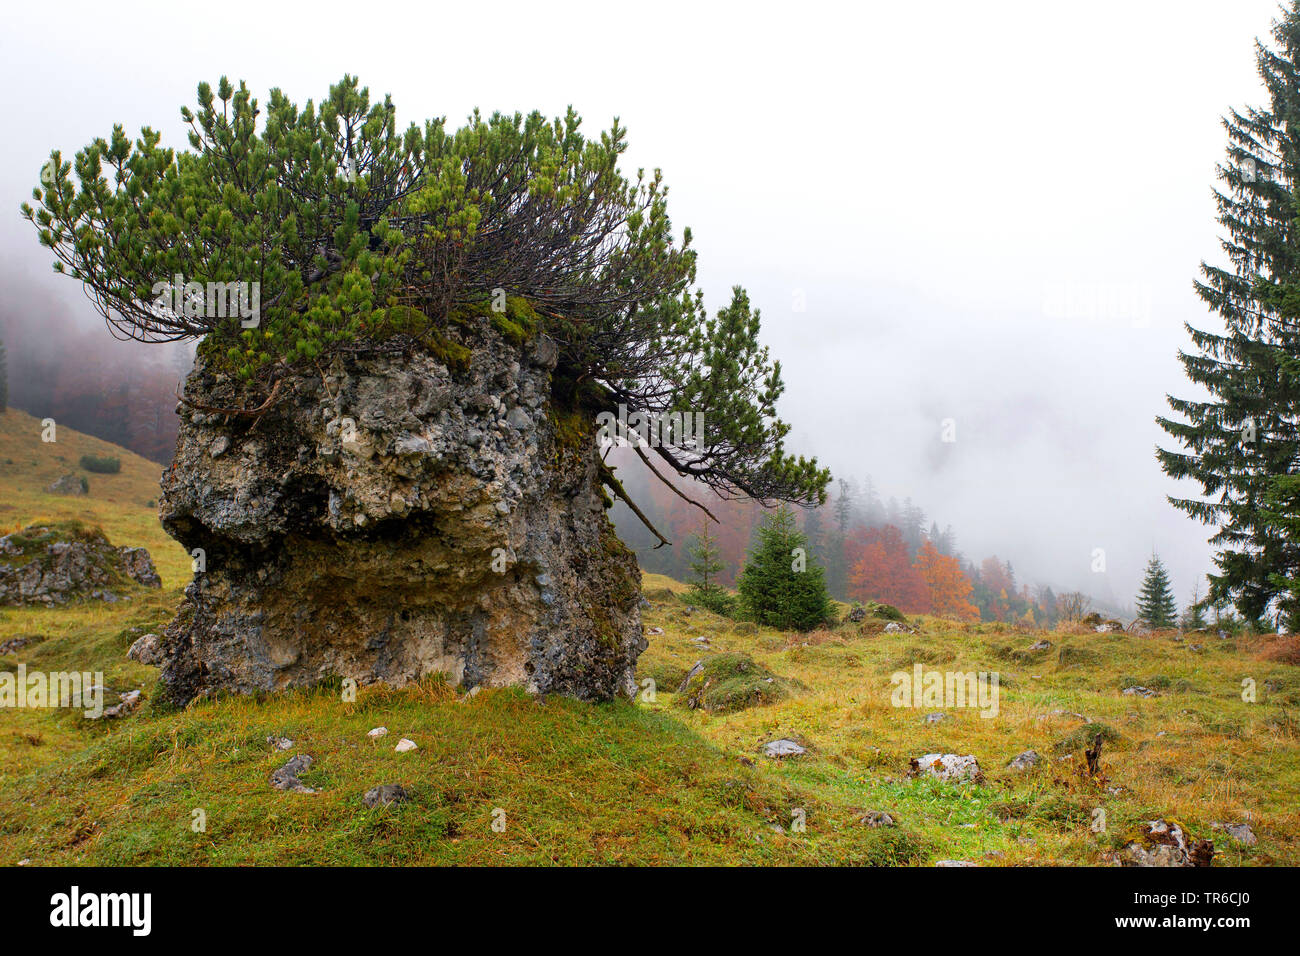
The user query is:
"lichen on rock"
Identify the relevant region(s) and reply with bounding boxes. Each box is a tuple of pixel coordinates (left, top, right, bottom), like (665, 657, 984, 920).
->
(156, 323, 645, 707)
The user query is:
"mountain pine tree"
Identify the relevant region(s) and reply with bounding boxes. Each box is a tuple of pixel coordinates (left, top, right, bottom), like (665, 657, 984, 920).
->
(1136, 554, 1179, 629)
(1157, 6, 1300, 627)
(737, 505, 833, 631)
(21, 75, 831, 530)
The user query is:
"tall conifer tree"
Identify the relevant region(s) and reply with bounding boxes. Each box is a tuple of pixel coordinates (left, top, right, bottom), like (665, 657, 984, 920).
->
(1158, 6, 1300, 627)
(1136, 554, 1179, 629)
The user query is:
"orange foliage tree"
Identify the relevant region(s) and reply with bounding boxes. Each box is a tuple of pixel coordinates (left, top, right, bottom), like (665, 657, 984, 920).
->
(914, 540, 979, 621)
(847, 525, 931, 612)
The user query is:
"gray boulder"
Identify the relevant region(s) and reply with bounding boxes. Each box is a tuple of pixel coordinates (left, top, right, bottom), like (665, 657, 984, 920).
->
(156, 331, 644, 708)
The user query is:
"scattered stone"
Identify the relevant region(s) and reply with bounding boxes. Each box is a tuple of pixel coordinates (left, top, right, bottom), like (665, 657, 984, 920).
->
(646, 626, 664, 636)
(46, 474, 86, 496)
(763, 738, 806, 759)
(883, 621, 908, 634)
(118, 548, 161, 588)
(1028, 640, 1052, 651)
(1123, 686, 1160, 699)
(923, 712, 946, 724)
(1212, 822, 1257, 846)
(126, 632, 162, 665)
(394, 738, 418, 753)
(267, 735, 294, 751)
(1188, 644, 1205, 653)
(0, 635, 35, 655)
(935, 860, 978, 867)
(17, 859, 30, 866)
(677, 660, 705, 693)
(1006, 749, 1040, 771)
(270, 755, 316, 794)
(94, 689, 142, 719)
(363, 784, 410, 809)
(858, 810, 896, 828)
(908, 753, 984, 784)
(460, 685, 482, 702)
(1122, 819, 1214, 867)
(208, 436, 231, 458)
(847, 604, 867, 623)
(367, 726, 388, 738)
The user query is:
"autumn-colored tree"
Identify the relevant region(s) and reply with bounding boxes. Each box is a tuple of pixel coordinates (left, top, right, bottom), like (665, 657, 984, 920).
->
(913, 540, 978, 621)
(848, 525, 930, 612)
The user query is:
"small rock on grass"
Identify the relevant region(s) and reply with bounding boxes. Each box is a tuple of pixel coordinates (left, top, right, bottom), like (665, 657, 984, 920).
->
(367, 726, 388, 738)
(363, 784, 410, 809)
(267, 735, 294, 750)
(1006, 749, 1040, 771)
(858, 810, 895, 828)
(935, 860, 978, 867)
(763, 738, 806, 758)
(909, 753, 984, 784)
(270, 755, 316, 794)
(126, 632, 162, 665)
(1212, 822, 1257, 846)
(395, 738, 418, 753)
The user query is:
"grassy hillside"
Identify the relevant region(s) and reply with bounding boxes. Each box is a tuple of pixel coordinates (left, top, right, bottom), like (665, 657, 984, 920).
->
(0, 413, 1297, 865)
(0, 407, 189, 586)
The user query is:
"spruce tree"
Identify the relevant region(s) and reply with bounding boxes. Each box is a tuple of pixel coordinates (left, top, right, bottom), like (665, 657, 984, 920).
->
(1157, 5, 1300, 626)
(1181, 584, 1209, 630)
(687, 521, 725, 593)
(737, 505, 833, 631)
(1136, 554, 1179, 629)
(686, 521, 734, 615)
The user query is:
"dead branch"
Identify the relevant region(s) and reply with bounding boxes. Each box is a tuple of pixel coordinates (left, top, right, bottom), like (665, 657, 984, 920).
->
(633, 443, 720, 524)
(599, 461, 670, 548)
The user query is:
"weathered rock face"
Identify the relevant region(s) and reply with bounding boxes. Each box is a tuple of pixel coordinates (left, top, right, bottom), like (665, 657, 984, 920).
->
(0, 524, 161, 606)
(157, 327, 644, 707)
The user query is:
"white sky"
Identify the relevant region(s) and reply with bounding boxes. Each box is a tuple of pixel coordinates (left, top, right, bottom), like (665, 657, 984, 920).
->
(0, 0, 1286, 608)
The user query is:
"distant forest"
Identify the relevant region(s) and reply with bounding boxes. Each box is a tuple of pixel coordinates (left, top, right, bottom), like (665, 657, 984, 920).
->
(612, 451, 1111, 626)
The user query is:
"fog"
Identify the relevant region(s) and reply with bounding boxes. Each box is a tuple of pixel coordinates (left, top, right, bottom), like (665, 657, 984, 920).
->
(0, 0, 1282, 608)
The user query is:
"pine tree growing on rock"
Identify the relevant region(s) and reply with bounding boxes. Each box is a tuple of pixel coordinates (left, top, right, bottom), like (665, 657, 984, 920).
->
(737, 505, 833, 631)
(1136, 554, 1179, 629)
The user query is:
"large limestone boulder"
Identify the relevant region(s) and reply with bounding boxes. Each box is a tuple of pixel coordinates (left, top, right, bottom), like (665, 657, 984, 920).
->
(156, 327, 644, 707)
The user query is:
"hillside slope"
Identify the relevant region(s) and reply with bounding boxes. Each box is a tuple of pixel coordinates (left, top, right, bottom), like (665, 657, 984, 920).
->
(0, 407, 189, 586)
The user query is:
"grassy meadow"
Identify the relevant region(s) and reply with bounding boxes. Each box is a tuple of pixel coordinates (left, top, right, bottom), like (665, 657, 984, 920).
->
(0, 410, 1297, 865)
